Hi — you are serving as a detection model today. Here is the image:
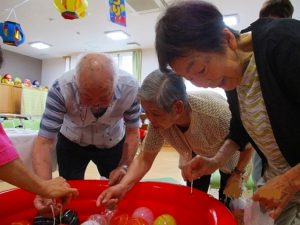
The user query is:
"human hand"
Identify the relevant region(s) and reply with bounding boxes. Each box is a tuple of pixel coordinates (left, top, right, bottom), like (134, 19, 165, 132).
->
(224, 172, 243, 199)
(108, 166, 127, 186)
(181, 155, 219, 182)
(39, 177, 78, 201)
(33, 195, 62, 217)
(253, 169, 299, 219)
(33, 177, 78, 217)
(96, 184, 128, 210)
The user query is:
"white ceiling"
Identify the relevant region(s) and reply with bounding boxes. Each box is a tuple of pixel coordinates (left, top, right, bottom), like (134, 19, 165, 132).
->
(0, 0, 299, 60)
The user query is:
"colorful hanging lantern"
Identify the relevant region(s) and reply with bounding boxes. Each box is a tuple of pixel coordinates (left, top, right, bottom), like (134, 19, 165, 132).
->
(54, 0, 88, 20)
(109, 0, 126, 27)
(0, 21, 25, 46)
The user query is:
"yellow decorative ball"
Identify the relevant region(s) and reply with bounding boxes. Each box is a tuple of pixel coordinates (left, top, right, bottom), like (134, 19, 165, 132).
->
(153, 214, 177, 225)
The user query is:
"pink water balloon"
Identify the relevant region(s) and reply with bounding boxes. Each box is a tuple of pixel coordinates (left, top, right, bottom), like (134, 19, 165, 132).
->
(132, 207, 154, 225)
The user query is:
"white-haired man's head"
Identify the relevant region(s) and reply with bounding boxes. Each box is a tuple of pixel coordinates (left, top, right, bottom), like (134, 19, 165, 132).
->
(75, 52, 117, 108)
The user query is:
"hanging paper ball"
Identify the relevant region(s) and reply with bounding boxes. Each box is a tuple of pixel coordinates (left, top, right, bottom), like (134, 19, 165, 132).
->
(0, 21, 25, 46)
(53, 0, 88, 20)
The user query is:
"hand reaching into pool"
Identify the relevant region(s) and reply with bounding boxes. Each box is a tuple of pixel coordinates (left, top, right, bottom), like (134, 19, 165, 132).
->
(96, 183, 129, 210)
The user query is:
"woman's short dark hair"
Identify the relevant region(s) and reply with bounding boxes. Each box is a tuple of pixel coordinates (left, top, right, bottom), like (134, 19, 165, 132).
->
(259, 0, 294, 18)
(155, 0, 239, 73)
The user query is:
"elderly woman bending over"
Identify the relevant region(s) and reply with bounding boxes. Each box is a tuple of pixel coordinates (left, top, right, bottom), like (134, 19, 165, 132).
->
(97, 70, 251, 209)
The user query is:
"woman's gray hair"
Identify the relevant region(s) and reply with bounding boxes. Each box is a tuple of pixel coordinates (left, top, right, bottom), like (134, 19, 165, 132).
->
(138, 70, 188, 112)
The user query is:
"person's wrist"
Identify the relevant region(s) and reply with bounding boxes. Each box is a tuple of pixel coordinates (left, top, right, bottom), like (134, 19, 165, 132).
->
(233, 167, 245, 176)
(119, 164, 128, 172)
(211, 157, 222, 169)
(286, 165, 300, 192)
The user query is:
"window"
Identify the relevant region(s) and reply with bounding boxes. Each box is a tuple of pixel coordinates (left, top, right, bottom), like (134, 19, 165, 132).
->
(185, 80, 226, 99)
(110, 52, 133, 74)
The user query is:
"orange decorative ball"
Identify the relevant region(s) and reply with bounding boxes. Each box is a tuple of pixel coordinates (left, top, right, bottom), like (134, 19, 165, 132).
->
(110, 213, 129, 225)
(127, 217, 149, 225)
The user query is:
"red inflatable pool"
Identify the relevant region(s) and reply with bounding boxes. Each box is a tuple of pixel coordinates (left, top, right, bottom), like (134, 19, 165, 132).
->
(0, 180, 237, 225)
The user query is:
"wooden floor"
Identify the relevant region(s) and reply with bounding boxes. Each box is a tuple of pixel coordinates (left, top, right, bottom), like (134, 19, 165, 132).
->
(0, 146, 184, 192)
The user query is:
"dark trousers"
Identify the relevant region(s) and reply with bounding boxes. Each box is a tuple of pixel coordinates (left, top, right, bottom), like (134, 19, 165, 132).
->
(219, 170, 231, 207)
(56, 133, 125, 180)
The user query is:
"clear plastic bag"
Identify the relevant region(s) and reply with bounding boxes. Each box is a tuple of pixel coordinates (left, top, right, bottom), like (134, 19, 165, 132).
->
(230, 198, 247, 225)
(244, 199, 274, 225)
(230, 198, 274, 225)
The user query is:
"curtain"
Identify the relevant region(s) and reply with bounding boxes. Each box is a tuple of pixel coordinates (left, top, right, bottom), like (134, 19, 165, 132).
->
(132, 49, 142, 84)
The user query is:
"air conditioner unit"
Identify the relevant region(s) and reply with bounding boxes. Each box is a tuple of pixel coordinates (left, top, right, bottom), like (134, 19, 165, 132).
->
(126, 0, 181, 14)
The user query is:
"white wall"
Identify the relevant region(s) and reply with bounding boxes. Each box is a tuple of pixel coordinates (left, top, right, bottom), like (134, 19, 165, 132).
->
(41, 49, 158, 88)
(141, 48, 159, 81)
(0, 49, 42, 82)
(41, 58, 65, 87)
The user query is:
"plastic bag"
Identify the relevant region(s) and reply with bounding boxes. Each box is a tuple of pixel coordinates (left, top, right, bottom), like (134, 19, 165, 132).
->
(244, 199, 274, 225)
(230, 198, 247, 225)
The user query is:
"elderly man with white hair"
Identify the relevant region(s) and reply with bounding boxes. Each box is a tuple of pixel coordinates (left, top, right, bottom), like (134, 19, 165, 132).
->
(32, 53, 140, 215)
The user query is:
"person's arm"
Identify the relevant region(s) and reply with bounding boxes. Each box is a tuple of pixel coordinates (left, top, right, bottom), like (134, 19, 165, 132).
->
(108, 127, 140, 185)
(108, 96, 141, 186)
(181, 139, 240, 181)
(32, 79, 66, 179)
(118, 127, 140, 167)
(32, 136, 56, 179)
(97, 150, 158, 209)
(234, 144, 254, 174)
(98, 123, 164, 209)
(0, 158, 78, 198)
(31, 80, 67, 215)
(223, 144, 254, 198)
(253, 163, 300, 219)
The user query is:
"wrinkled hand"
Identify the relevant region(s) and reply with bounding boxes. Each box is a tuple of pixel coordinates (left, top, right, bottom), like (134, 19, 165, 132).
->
(34, 177, 78, 217)
(253, 172, 298, 219)
(40, 177, 78, 200)
(181, 155, 219, 182)
(224, 172, 243, 199)
(96, 184, 127, 210)
(33, 195, 62, 217)
(108, 166, 127, 186)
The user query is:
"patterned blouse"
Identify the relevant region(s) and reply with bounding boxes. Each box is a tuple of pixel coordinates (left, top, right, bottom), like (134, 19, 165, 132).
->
(237, 54, 290, 181)
(142, 91, 240, 174)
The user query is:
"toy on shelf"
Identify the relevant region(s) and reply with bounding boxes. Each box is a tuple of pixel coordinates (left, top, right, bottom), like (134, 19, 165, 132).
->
(1, 73, 14, 85)
(22, 78, 31, 87)
(53, 0, 88, 20)
(14, 77, 22, 86)
(32, 79, 40, 87)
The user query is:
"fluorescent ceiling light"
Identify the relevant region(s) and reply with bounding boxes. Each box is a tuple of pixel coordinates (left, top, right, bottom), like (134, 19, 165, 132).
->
(223, 14, 239, 27)
(105, 30, 130, 40)
(29, 41, 51, 49)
